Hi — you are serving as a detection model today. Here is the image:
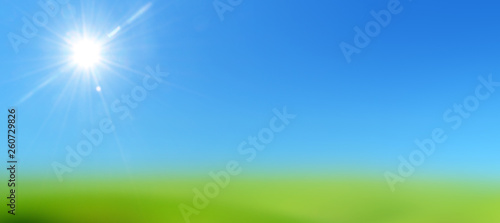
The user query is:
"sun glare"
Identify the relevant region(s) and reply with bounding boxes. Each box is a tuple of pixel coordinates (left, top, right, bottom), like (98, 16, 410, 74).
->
(71, 39, 102, 68)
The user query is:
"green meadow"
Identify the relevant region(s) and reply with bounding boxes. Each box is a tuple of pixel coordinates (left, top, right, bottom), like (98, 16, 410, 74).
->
(2, 176, 500, 223)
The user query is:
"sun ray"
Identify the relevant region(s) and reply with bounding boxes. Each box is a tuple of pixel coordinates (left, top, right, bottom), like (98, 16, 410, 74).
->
(1, 59, 69, 85)
(27, 69, 80, 152)
(16, 73, 61, 105)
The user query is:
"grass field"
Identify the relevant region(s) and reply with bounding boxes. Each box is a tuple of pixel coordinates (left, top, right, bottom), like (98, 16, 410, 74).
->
(2, 176, 500, 223)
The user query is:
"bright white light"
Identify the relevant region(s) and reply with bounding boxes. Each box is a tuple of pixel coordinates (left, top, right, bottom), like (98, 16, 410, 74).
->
(71, 40, 102, 68)
(96, 86, 101, 92)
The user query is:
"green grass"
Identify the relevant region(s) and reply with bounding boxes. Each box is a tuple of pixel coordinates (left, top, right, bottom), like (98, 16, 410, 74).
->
(2, 176, 500, 222)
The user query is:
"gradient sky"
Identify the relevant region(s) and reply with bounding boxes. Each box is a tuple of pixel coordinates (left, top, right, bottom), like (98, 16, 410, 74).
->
(0, 0, 499, 181)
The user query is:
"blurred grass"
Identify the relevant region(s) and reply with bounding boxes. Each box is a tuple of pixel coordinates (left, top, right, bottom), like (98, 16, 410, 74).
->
(1, 176, 500, 222)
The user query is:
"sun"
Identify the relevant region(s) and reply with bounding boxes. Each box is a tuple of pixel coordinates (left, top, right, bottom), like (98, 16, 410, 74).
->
(71, 39, 102, 68)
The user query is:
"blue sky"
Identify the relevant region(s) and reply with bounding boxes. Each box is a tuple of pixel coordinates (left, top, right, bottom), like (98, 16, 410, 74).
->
(0, 0, 500, 181)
